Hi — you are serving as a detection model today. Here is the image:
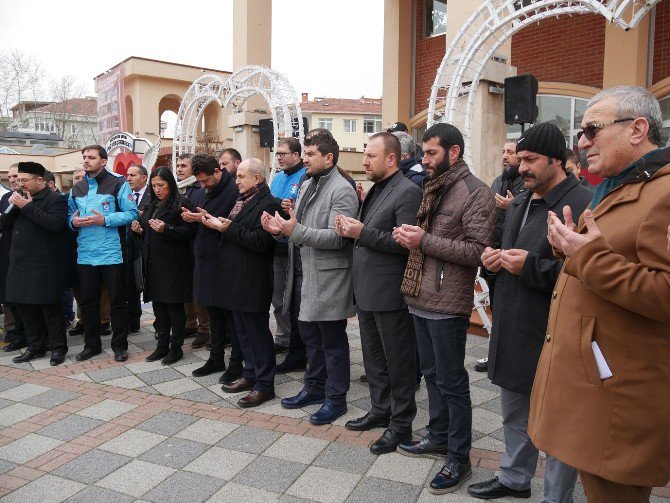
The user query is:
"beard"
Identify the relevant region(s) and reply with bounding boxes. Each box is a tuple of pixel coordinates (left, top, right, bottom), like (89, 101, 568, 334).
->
(424, 158, 452, 180)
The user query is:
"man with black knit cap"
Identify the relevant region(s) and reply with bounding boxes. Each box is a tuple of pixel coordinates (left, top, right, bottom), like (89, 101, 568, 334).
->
(2, 162, 69, 366)
(468, 122, 592, 501)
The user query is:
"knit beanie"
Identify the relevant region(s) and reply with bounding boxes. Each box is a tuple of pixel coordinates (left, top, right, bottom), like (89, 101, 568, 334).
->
(516, 122, 566, 163)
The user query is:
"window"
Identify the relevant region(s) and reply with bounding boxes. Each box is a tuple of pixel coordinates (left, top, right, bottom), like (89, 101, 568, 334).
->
(425, 0, 447, 38)
(364, 116, 382, 134)
(343, 119, 357, 133)
(660, 96, 670, 148)
(506, 95, 588, 149)
(317, 117, 333, 131)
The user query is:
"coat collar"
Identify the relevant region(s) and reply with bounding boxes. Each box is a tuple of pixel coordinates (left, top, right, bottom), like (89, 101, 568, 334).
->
(510, 175, 580, 211)
(31, 187, 52, 201)
(360, 169, 403, 224)
(232, 184, 271, 222)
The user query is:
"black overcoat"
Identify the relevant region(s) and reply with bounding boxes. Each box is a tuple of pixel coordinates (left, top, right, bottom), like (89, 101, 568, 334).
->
(487, 176, 593, 394)
(193, 172, 238, 307)
(2, 187, 68, 305)
(218, 185, 280, 313)
(139, 195, 196, 304)
(0, 191, 14, 302)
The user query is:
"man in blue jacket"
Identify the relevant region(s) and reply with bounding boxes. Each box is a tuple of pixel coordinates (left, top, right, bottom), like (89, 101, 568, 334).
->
(68, 145, 138, 362)
(269, 137, 306, 367)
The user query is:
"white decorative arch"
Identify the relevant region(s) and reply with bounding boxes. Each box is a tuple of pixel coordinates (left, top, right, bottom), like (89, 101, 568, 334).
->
(173, 65, 304, 184)
(428, 0, 662, 172)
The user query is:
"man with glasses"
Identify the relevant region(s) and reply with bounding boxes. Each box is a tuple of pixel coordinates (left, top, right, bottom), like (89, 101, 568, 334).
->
(270, 137, 306, 364)
(3, 162, 68, 366)
(529, 86, 670, 502)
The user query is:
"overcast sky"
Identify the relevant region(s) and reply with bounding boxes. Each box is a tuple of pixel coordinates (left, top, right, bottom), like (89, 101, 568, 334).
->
(0, 0, 384, 100)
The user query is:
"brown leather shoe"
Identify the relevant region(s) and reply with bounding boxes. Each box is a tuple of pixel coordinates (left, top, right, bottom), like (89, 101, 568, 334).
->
(237, 390, 275, 408)
(221, 377, 254, 393)
(191, 332, 210, 349)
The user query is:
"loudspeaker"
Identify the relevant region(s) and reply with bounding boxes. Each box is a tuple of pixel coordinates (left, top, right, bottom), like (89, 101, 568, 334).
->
(504, 74, 538, 125)
(258, 118, 274, 147)
(291, 116, 309, 139)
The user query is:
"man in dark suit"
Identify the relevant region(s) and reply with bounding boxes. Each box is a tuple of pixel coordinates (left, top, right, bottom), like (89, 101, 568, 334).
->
(202, 159, 281, 407)
(182, 155, 241, 382)
(126, 164, 150, 333)
(336, 133, 422, 454)
(2, 162, 69, 366)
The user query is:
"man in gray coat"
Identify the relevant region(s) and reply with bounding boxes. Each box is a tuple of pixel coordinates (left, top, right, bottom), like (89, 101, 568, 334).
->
(262, 131, 358, 425)
(336, 132, 422, 454)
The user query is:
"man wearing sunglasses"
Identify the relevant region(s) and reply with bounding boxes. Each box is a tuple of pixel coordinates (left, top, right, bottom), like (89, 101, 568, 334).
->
(529, 86, 670, 502)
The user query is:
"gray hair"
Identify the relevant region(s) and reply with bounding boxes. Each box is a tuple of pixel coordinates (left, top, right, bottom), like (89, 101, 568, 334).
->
(392, 131, 416, 157)
(239, 158, 266, 180)
(587, 86, 662, 146)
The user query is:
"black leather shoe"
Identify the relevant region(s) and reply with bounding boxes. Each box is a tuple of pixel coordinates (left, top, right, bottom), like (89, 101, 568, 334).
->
(275, 358, 306, 374)
(474, 358, 488, 373)
(192, 359, 225, 377)
(398, 436, 449, 459)
(113, 350, 128, 362)
(161, 347, 183, 365)
(467, 476, 531, 499)
(146, 347, 169, 362)
(4, 339, 27, 352)
(219, 365, 243, 384)
(429, 459, 472, 494)
(370, 429, 412, 455)
(76, 348, 102, 361)
(50, 352, 66, 366)
(345, 412, 390, 432)
(12, 350, 47, 363)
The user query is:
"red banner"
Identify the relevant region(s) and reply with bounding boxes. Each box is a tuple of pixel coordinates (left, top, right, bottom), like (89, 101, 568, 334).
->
(96, 64, 126, 146)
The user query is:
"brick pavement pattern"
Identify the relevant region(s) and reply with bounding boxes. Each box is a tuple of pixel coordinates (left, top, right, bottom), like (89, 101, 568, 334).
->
(0, 307, 668, 502)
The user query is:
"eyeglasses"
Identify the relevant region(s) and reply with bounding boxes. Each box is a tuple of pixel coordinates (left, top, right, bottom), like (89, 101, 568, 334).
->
(275, 152, 289, 158)
(577, 118, 635, 141)
(17, 176, 37, 183)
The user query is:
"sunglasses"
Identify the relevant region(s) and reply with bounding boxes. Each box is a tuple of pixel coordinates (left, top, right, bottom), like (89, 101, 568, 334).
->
(577, 118, 635, 141)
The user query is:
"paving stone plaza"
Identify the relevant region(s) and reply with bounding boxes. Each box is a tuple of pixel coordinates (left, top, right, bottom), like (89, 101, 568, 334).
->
(0, 307, 667, 502)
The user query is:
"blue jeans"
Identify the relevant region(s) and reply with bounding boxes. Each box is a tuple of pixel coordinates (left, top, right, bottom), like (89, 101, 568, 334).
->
(413, 315, 471, 464)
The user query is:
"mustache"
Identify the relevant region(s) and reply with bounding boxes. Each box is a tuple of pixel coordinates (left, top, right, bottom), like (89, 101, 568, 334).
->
(521, 173, 535, 179)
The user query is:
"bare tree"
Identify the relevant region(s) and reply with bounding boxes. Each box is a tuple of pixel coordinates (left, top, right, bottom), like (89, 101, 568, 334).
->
(0, 50, 44, 118)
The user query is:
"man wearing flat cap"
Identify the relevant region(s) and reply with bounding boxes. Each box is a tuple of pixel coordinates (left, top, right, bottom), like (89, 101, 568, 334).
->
(1, 162, 69, 366)
(468, 122, 592, 501)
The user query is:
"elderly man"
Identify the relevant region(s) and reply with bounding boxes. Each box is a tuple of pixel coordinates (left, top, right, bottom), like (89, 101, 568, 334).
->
(529, 86, 670, 502)
(2, 162, 68, 365)
(202, 159, 281, 407)
(336, 132, 422, 454)
(262, 130, 358, 425)
(393, 123, 495, 494)
(468, 122, 592, 501)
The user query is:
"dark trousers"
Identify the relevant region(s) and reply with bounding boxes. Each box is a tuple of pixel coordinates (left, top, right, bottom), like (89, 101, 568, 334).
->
(233, 311, 276, 393)
(17, 303, 67, 354)
(207, 306, 243, 368)
(299, 318, 349, 406)
(61, 289, 75, 325)
(78, 264, 128, 352)
(5, 303, 25, 343)
(125, 261, 142, 330)
(358, 307, 417, 433)
(153, 302, 186, 349)
(413, 315, 471, 464)
(284, 273, 306, 365)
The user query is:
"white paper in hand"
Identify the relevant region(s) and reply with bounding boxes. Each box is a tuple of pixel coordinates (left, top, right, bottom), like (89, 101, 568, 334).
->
(591, 341, 613, 380)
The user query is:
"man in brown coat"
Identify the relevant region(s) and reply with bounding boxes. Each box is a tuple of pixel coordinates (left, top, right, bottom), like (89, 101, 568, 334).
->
(529, 86, 670, 502)
(393, 123, 495, 494)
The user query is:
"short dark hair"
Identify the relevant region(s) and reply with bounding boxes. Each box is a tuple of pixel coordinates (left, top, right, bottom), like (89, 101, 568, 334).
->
(565, 148, 579, 165)
(220, 148, 241, 163)
(149, 167, 179, 210)
(304, 130, 339, 165)
(278, 137, 301, 156)
(369, 132, 401, 162)
(128, 163, 148, 177)
(191, 154, 219, 176)
(177, 153, 193, 161)
(81, 144, 108, 160)
(423, 123, 465, 159)
(43, 170, 56, 186)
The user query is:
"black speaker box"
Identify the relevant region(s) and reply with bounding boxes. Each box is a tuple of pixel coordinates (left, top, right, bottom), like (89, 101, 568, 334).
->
(258, 118, 274, 147)
(504, 74, 539, 125)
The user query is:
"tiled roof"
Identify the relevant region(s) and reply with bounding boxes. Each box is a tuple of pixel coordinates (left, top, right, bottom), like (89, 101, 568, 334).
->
(301, 97, 382, 114)
(34, 98, 97, 116)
